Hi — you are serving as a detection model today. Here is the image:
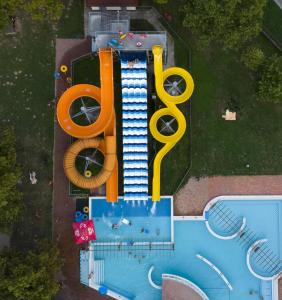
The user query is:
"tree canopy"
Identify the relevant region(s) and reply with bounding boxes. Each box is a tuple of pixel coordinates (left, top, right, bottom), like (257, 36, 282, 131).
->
(0, 128, 22, 228)
(0, 0, 64, 30)
(241, 47, 265, 71)
(0, 0, 22, 30)
(182, 0, 267, 51)
(258, 54, 282, 103)
(0, 241, 62, 300)
(24, 0, 65, 23)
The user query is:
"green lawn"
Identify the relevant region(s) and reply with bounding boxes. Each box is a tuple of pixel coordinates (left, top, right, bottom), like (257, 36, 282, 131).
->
(0, 0, 84, 250)
(151, 2, 282, 179)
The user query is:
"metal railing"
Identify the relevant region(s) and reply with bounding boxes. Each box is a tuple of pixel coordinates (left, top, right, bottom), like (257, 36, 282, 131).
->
(207, 201, 282, 278)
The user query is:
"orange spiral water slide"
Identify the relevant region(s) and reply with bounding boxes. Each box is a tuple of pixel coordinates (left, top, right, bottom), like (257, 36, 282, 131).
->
(56, 48, 118, 202)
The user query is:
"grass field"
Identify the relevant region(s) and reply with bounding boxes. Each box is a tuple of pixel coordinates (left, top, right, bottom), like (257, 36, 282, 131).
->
(151, 2, 282, 179)
(0, 0, 84, 250)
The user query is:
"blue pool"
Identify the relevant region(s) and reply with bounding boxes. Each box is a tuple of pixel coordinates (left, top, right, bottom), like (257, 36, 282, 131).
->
(86, 198, 282, 300)
(90, 197, 172, 243)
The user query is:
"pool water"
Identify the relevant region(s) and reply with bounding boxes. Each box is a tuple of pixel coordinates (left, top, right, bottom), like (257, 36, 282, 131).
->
(90, 197, 172, 243)
(89, 199, 282, 300)
(99, 221, 260, 300)
(219, 200, 282, 258)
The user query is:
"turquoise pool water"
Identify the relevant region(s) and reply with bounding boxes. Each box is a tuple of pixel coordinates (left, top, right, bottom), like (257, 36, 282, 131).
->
(90, 197, 172, 243)
(90, 199, 282, 299)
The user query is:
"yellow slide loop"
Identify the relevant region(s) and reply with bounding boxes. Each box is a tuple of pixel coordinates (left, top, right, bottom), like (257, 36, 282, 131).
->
(150, 45, 194, 201)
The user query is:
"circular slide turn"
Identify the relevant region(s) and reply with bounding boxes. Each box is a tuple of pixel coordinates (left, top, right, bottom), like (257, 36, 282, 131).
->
(63, 137, 116, 189)
(150, 45, 194, 201)
(56, 49, 118, 201)
(57, 84, 113, 139)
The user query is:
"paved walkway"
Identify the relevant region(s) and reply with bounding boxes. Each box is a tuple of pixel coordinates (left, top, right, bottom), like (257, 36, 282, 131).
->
(175, 175, 282, 216)
(162, 279, 204, 300)
(53, 38, 111, 300)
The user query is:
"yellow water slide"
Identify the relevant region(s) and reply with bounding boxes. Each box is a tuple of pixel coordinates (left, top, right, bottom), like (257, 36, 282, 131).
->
(57, 48, 118, 202)
(150, 45, 194, 201)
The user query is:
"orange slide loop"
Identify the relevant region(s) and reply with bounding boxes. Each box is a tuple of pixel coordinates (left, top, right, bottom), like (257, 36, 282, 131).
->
(63, 138, 116, 190)
(57, 48, 118, 202)
(56, 84, 113, 139)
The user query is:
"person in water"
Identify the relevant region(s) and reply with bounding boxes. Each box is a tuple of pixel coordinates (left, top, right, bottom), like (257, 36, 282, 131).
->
(112, 223, 119, 229)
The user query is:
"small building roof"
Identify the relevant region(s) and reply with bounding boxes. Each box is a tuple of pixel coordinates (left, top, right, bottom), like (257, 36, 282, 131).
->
(86, 0, 139, 7)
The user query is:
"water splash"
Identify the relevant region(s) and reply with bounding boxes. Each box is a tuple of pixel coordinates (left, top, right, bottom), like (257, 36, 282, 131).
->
(143, 200, 147, 206)
(132, 201, 135, 207)
(138, 200, 141, 207)
(150, 202, 157, 215)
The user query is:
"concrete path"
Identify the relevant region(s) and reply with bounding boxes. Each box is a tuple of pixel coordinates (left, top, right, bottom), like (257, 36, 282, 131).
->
(175, 175, 282, 216)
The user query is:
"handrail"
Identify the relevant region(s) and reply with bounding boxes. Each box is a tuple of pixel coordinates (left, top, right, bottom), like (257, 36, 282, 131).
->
(246, 239, 279, 281)
(162, 274, 209, 300)
(196, 254, 233, 291)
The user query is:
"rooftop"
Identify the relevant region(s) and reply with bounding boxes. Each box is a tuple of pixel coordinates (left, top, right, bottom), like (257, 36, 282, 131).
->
(86, 0, 139, 7)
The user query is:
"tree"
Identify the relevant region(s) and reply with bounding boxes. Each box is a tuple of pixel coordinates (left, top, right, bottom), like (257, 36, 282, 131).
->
(0, 0, 64, 30)
(257, 54, 282, 103)
(0, 128, 22, 228)
(241, 47, 265, 71)
(24, 0, 64, 23)
(182, 0, 267, 51)
(0, 0, 22, 30)
(0, 241, 62, 300)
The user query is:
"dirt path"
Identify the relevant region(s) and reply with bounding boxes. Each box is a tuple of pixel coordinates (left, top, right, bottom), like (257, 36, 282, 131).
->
(53, 38, 111, 300)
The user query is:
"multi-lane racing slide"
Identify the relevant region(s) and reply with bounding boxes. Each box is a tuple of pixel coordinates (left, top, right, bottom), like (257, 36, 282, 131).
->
(56, 48, 118, 202)
(150, 45, 194, 201)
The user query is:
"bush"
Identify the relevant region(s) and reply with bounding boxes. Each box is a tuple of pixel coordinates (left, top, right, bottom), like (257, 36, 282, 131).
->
(0, 128, 22, 229)
(241, 47, 265, 71)
(182, 0, 267, 51)
(0, 241, 62, 300)
(257, 54, 282, 103)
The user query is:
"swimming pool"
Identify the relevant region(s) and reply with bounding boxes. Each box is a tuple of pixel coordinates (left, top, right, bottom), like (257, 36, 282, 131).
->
(85, 197, 282, 299)
(89, 197, 173, 243)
